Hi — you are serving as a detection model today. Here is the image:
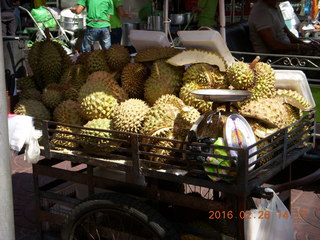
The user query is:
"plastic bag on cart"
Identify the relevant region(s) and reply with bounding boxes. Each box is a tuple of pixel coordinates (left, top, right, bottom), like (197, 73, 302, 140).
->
(244, 188, 294, 240)
(8, 114, 42, 164)
(31, 6, 56, 29)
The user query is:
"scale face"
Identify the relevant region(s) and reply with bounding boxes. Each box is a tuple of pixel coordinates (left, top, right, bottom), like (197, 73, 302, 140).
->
(224, 114, 257, 170)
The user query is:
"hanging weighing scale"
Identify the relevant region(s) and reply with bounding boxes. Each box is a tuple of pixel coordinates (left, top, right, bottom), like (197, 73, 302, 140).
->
(189, 89, 257, 178)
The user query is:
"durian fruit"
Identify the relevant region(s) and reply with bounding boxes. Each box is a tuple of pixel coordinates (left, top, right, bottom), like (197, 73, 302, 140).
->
(166, 49, 227, 72)
(144, 60, 183, 105)
(75, 51, 91, 66)
(42, 88, 64, 109)
(78, 78, 113, 102)
(27, 39, 72, 89)
(113, 99, 150, 134)
(80, 92, 118, 121)
(14, 99, 51, 120)
(153, 94, 186, 109)
(53, 100, 84, 126)
(183, 63, 228, 88)
(19, 88, 42, 101)
(121, 62, 149, 98)
(16, 76, 37, 91)
(249, 62, 276, 100)
(78, 75, 118, 121)
(142, 104, 180, 136)
(87, 49, 110, 73)
(64, 87, 79, 101)
(135, 46, 182, 62)
(80, 118, 119, 153)
(226, 61, 254, 89)
(173, 106, 201, 140)
(50, 126, 79, 151)
(247, 118, 278, 139)
(179, 81, 212, 114)
(105, 44, 130, 71)
(60, 64, 88, 89)
(275, 89, 312, 110)
(148, 137, 174, 163)
(86, 71, 128, 102)
(239, 98, 293, 128)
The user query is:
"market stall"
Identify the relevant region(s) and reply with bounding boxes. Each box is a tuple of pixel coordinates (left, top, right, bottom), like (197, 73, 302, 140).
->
(1, 1, 320, 240)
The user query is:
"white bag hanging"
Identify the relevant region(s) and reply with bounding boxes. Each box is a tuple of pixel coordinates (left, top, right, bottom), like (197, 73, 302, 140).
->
(244, 188, 294, 240)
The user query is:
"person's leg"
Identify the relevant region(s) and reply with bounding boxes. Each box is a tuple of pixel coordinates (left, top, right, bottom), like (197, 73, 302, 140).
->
(7, 17, 17, 36)
(110, 28, 122, 45)
(99, 27, 111, 50)
(2, 21, 7, 36)
(81, 27, 98, 52)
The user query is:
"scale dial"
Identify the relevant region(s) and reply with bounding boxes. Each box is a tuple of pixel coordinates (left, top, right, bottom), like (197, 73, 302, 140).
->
(224, 114, 257, 170)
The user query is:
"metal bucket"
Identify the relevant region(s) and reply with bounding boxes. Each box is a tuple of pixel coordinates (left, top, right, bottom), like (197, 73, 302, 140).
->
(61, 15, 84, 31)
(121, 22, 140, 46)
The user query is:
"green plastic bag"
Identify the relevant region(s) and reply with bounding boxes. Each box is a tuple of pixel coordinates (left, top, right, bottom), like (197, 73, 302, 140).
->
(31, 7, 56, 29)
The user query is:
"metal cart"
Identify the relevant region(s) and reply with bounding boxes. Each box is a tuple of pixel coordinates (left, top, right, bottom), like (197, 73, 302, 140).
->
(32, 110, 320, 239)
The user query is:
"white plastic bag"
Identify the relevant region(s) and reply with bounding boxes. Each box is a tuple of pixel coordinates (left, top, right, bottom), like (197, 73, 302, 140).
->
(24, 129, 42, 164)
(244, 188, 294, 240)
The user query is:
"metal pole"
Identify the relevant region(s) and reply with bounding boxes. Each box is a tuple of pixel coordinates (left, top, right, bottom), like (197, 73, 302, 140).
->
(0, 12, 16, 240)
(163, 0, 169, 36)
(219, 0, 226, 41)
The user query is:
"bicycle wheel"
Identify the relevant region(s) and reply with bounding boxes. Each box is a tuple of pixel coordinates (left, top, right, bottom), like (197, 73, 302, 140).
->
(61, 192, 179, 240)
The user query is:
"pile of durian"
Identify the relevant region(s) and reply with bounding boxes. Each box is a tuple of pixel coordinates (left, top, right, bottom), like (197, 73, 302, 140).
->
(15, 38, 312, 166)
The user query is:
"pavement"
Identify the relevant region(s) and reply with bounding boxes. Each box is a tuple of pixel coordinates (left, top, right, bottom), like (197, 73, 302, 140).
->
(10, 154, 320, 240)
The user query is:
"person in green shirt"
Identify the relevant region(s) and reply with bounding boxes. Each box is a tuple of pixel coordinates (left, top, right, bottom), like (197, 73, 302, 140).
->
(110, 0, 131, 44)
(193, 0, 218, 28)
(70, 0, 114, 52)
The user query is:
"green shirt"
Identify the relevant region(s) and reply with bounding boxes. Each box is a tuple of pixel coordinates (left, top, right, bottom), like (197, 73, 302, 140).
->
(198, 0, 218, 27)
(77, 0, 114, 28)
(110, 0, 123, 29)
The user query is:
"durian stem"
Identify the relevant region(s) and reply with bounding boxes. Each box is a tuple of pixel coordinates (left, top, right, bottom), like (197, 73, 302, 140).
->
(249, 56, 260, 69)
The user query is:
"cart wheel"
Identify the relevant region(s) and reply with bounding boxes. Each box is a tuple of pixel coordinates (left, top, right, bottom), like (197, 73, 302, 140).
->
(61, 192, 179, 240)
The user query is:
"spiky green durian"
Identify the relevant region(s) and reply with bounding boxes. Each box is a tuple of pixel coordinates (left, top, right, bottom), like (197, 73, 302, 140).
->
(144, 60, 183, 105)
(80, 118, 119, 153)
(142, 104, 180, 136)
(16, 76, 37, 90)
(14, 99, 50, 120)
(153, 94, 186, 109)
(113, 99, 150, 134)
(80, 92, 118, 121)
(64, 87, 79, 101)
(60, 64, 88, 89)
(183, 63, 227, 88)
(226, 61, 254, 89)
(179, 81, 212, 114)
(239, 98, 292, 128)
(275, 89, 312, 110)
(78, 78, 112, 102)
(75, 51, 91, 66)
(148, 137, 174, 163)
(135, 46, 182, 62)
(53, 100, 84, 125)
(166, 49, 227, 72)
(173, 106, 201, 140)
(19, 88, 42, 101)
(42, 88, 64, 109)
(247, 118, 278, 139)
(105, 44, 130, 71)
(121, 63, 149, 98)
(249, 62, 276, 100)
(86, 71, 128, 102)
(27, 39, 72, 89)
(88, 49, 110, 73)
(50, 126, 79, 150)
